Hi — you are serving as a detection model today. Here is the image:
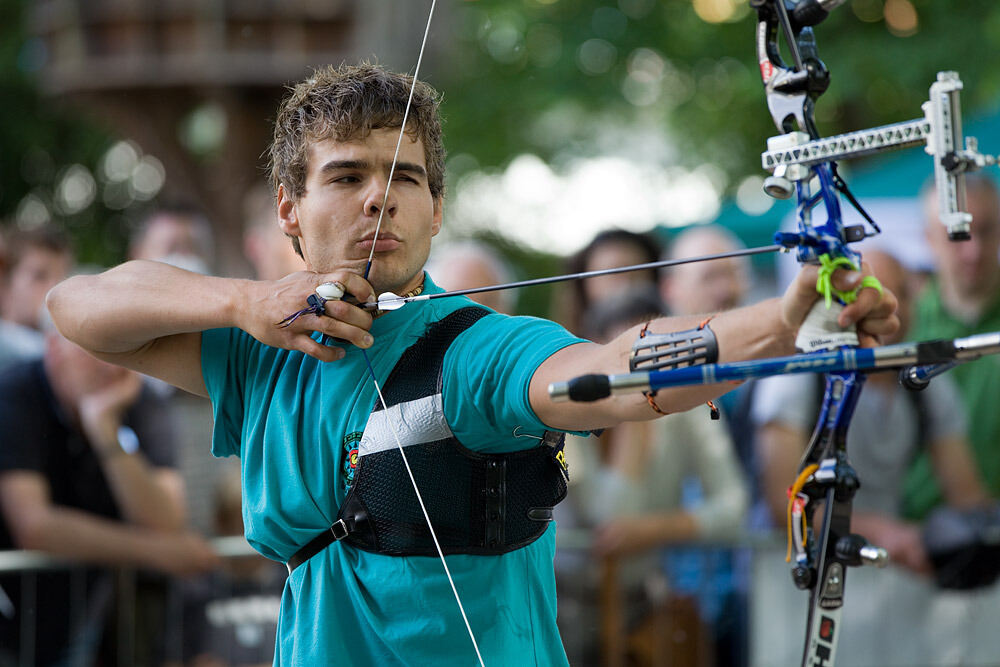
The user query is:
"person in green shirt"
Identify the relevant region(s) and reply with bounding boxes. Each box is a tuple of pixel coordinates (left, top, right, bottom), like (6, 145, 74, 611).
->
(46, 63, 898, 666)
(904, 175, 1000, 520)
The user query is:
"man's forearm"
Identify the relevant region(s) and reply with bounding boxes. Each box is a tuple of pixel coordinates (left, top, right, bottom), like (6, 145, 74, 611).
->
(532, 298, 796, 430)
(97, 454, 187, 532)
(14, 505, 175, 571)
(47, 260, 249, 355)
(621, 298, 793, 361)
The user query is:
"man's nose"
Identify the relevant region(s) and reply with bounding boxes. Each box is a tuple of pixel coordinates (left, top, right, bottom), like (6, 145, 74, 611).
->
(364, 180, 398, 218)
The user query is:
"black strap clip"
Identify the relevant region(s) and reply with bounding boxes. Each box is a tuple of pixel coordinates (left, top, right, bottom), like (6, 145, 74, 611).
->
(286, 518, 352, 574)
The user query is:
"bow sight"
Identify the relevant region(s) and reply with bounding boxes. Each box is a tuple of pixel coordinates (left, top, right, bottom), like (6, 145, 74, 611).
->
(754, 0, 996, 241)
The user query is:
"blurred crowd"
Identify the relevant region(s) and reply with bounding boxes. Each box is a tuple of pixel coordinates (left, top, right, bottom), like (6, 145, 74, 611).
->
(0, 197, 299, 666)
(1, 174, 1000, 666)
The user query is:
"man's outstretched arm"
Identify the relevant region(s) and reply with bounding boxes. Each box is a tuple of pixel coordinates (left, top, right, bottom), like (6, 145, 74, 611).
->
(530, 264, 899, 431)
(46, 260, 377, 396)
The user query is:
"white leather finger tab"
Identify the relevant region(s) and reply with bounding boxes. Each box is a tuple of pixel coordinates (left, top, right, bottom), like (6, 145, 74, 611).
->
(316, 281, 346, 301)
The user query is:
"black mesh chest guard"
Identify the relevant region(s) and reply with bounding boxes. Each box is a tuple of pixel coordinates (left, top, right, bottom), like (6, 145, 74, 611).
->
(333, 306, 569, 557)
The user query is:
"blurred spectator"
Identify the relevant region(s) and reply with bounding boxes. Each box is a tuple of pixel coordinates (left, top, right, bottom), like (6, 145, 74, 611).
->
(0, 315, 218, 666)
(753, 250, 988, 575)
(425, 240, 516, 314)
(560, 229, 662, 333)
(242, 183, 304, 281)
(659, 225, 756, 474)
(660, 225, 751, 316)
(556, 289, 747, 667)
(172, 464, 284, 667)
(129, 205, 222, 534)
(659, 225, 755, 667)
(0, 225, 72, 371)
(903, 175, 1000, 519)
(130, 204, 215, 274)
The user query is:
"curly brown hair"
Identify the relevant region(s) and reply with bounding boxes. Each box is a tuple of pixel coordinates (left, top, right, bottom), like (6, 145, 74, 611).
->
(269, 62, 446, 204)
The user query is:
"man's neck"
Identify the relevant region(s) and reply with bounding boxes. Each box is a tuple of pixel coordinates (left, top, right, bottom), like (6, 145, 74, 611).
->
(42, 357, 79, 428)
(938, 273, 1000, 325)
(374, 275, 425, 317)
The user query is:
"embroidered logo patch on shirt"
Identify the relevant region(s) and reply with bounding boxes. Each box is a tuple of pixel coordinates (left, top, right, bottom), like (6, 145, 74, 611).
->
(341, 431, 363, 489)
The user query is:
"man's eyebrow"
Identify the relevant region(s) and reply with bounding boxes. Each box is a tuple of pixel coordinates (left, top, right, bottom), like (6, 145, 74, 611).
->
(318, 159, 370, 174)
(392, 161, 427, 177)
(317, 159, 426, 178)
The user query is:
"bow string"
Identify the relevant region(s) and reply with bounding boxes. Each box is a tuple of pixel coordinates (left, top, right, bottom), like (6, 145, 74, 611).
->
(357, 2, 486, 664)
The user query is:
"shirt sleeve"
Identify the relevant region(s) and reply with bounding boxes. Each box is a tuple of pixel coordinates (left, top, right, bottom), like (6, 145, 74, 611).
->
(923, 373, 969, 442)
(441, 314, 589, 453)
(750, 374, 818, 433)
(201, 328, 251, 458)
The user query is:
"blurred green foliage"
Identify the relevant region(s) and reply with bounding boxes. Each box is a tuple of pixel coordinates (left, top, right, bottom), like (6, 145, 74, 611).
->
(3, 0, 1000, 304)
(0, 0, 133, 266)
(440, 0, 1000, 188)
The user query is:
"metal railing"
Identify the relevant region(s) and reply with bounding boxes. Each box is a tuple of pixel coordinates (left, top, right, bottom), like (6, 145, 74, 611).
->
(0, 537, 281, 667)
(3, 532, 1000, 666)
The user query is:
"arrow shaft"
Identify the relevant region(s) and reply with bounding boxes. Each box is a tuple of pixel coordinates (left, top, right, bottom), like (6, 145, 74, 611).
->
(366, 243, 784, 310)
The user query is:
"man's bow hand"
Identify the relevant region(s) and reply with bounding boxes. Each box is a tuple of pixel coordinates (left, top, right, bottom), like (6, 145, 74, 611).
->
(782, 262, 900, 348)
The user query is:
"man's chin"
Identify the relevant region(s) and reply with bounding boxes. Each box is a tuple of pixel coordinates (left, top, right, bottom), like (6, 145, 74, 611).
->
(367, 270, 424, 297)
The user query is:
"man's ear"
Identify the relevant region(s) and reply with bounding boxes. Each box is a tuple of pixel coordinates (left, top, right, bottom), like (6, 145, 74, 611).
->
(277, 184, 300, 237)
(431, 196, 444, 237)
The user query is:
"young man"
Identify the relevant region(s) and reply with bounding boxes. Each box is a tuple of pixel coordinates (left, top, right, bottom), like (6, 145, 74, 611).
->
(903, 175, 1000, 519)
(47, 63, 897, 665)
(0, 321, 219, 664)
(0, 225, 73, 371)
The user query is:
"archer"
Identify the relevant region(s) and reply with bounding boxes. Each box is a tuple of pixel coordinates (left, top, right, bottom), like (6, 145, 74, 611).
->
(45, 62, 897, 666)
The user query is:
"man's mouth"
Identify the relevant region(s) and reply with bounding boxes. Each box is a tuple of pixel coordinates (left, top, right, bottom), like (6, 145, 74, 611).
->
(358, 233, 401, 253)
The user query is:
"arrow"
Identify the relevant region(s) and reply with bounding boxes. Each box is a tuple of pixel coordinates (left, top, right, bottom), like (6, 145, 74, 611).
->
(364, 243, 785, 311)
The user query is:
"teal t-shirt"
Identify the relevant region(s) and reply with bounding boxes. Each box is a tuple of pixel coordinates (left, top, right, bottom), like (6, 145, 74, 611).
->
(201, 275, 586, 666)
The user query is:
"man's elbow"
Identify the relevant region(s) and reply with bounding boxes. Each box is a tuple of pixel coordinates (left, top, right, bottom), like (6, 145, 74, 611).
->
(8, 508, 53, 552)
(45, 276, 85, 339)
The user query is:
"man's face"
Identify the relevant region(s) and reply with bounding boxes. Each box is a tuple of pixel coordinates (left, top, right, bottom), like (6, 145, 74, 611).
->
(3, 247, 71, 329)
(132, 215, 211, 274)
(925, 187, 1000, 297)
(278, 128, 442, 295)
(583, 242, 654, 304)
(661, 233, 748, 316)
(664, 259, 748, 316)
(46, 334, 127, 406)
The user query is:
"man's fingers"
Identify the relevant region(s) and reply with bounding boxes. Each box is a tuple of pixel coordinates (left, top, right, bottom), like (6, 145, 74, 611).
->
(297, 335, 345, 363)
(839, 280, 898, 328)
(835, 261, 900, 345)
(321, 271, 376, 305)
(322, 299, 373, 331)
(829, 267, 865, 295)
(313, 302, 374, 350)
